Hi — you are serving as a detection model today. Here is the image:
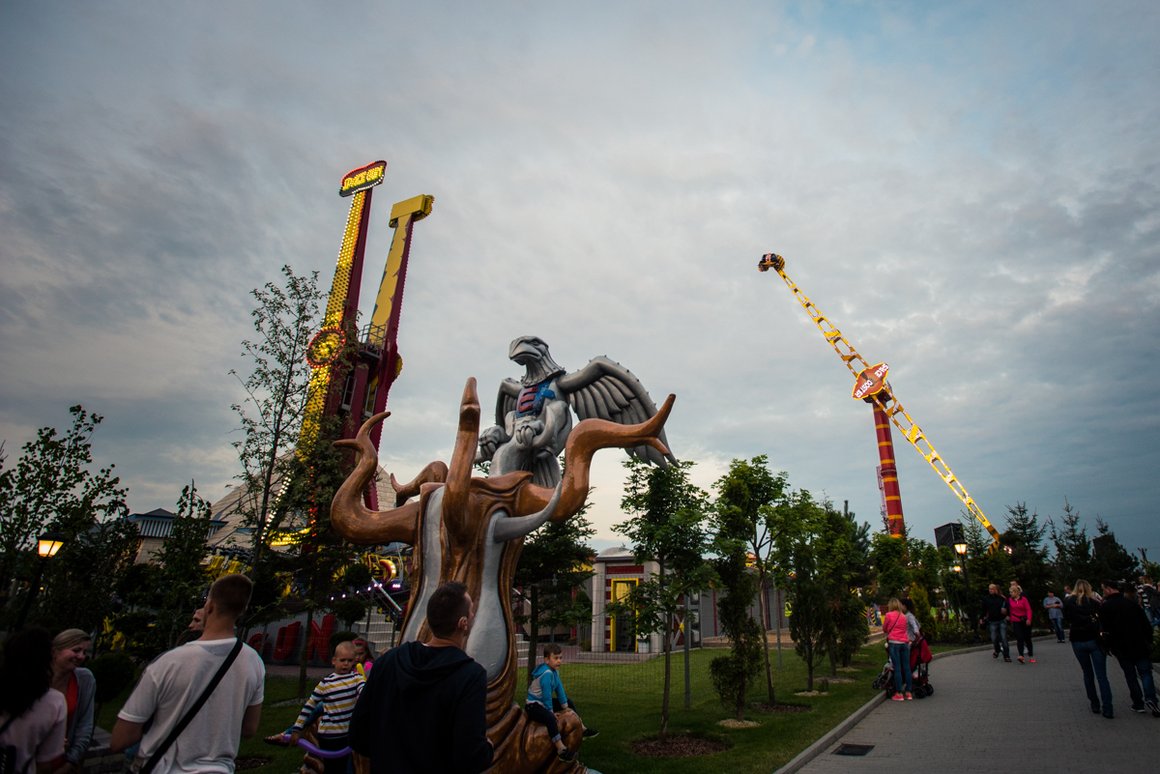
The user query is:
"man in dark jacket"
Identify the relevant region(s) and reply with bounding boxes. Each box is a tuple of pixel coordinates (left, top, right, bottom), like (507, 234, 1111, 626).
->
(980, 583, 1011, 662)
(1099, 580, 1159, 717)
(350, 581, 493, 773)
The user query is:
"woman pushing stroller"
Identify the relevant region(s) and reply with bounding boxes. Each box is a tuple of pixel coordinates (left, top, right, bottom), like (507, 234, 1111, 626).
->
(882, 598, 914, 700)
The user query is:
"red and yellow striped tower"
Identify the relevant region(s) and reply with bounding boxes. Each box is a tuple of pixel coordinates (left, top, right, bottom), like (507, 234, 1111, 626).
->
(852, 361, 906, 538)
(872, 404, 906, 539)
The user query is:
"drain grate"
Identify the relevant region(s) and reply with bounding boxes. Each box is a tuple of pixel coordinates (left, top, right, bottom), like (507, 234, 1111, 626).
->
(834, 743, 875, 756)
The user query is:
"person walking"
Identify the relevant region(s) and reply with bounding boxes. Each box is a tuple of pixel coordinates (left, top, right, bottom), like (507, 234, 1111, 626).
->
(1099, 579, 1160, 717)
(1009, 585, 1035, 663)
(111, 573, 266, 771)
(882, 598, 913, 701)
(1043, 590, 1065, 643)
(980, 584, 1011, 662)
(1065, 579, 1114, 718)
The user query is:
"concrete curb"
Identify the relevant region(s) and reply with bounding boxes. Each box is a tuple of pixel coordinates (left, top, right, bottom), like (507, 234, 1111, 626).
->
(774, 691, 886, 774)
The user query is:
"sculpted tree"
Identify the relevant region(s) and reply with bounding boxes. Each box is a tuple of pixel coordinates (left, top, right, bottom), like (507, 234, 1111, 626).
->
(332, 377, 674, 773)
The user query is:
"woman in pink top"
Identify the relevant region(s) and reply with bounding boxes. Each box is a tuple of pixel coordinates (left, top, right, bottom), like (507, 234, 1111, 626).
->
(882, 598, 913, 700)
(1008, 584, 1035, 663)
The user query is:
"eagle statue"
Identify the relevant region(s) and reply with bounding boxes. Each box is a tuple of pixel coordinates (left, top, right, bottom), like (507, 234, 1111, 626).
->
(476, 336, 677, 486)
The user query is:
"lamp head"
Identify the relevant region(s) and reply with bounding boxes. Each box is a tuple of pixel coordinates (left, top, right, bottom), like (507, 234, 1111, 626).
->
(36, 531, 66, 558)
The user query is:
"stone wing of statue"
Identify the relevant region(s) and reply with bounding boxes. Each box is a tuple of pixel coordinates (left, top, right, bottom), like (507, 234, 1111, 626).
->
(492, 354, 676, 468)
(557, 356, 677, 467)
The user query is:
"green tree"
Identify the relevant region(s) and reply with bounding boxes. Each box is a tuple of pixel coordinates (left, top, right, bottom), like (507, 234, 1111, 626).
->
(515, 507, 596, 686)
(277, 415, 364, 696)
(149, 483, 214, 649)
(960, 517, 1013, 620)
(768, 490, 832, 690)
(708, 458, 771, 718)
(38, 515, 139, 633)
(230, 265, 326, 609)
(1089, 518, 1139, 584)
(614, 458, 713, 735)
(710, 455, 788, 705)
(870, 532, 909, 600)
(821, 504, 871, 673)
(1049, 498, 1093, 589)
(0, 406, 134, 629)
(1002, 502, 1052, 612)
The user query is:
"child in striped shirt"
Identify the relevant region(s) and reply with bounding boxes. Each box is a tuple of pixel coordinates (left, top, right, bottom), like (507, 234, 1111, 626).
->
(289, 641, 365, 773)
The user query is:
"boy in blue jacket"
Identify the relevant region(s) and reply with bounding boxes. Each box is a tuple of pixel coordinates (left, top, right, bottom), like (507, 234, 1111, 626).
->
(525, 643, 597, 761)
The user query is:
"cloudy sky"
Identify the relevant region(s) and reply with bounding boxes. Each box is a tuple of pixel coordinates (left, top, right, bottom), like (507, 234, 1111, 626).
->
(2, 2, 1157, 560)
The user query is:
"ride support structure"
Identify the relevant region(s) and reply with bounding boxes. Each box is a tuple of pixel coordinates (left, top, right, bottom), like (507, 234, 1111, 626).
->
(298, 160, 434, 508)
(758, 252, 1001, 549)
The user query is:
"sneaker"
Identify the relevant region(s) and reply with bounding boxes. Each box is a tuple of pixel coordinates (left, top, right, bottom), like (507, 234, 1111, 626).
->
(558, 748, 576, 762)
(904, 692, 913, 701)
(1004, 657, 1012, 662)
(1103, 708, 1115, 719)
(992, 651, 999, 659)
(1091, 702, 1101, 714)
(582, 728, 600, 738)
(891, 693, 905, 701)
(1146, 700, 1160, 718)
(1028, 658, 1036, 663)
(1130, 704, 1147, 714)
(1017, 656, 1024, 663)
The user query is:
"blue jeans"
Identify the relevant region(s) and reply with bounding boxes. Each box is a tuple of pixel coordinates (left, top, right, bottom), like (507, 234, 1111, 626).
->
(1113, 655, 1158, 707)
(888, 641, 912, 694)
(1049, 616, 1065, 641)
(1071, 639, 1113, 713)
(988, 620, 1009, 658)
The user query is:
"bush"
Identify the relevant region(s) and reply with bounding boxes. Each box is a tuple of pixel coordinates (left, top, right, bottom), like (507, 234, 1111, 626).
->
(709, 653, 758, 714)
(89, 651, 137, 705)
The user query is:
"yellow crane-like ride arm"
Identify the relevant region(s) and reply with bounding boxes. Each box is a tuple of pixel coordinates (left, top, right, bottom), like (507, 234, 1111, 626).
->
(758, 253, 1001, 548)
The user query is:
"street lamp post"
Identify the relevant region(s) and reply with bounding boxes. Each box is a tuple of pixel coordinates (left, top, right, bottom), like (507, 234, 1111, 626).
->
(14, 531, 67, 630)
(953, 540, 969, 627)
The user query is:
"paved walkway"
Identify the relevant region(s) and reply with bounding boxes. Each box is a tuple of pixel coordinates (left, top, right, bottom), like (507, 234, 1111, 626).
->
(781, 637, 1158, 773)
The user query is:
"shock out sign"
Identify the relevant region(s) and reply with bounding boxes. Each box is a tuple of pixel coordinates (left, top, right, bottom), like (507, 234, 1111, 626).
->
(340, 160, 387, 197)
(853, 362, 889, 400)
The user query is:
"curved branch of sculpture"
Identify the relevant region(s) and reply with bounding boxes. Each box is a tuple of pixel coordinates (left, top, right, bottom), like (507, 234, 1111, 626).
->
(516, 393, 676, 520)
(492, 482, 563, 543)
(332, 411, 421, 544)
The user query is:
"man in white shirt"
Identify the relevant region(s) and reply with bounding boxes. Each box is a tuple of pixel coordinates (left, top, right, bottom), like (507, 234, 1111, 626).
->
(111, 574, 265, 772)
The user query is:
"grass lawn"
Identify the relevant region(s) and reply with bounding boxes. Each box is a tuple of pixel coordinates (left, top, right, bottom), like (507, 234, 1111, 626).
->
(97, 641, 889, 772)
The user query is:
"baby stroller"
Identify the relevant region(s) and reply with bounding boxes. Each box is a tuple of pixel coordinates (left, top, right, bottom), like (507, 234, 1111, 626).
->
(871, 635, 934, 698)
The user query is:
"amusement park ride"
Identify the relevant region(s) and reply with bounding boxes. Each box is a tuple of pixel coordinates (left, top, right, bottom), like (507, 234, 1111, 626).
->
(298, 160, 433, 509)
(758, 252, 1002, 550)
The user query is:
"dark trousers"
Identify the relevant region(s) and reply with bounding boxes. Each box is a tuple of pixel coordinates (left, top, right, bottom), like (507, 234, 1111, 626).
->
(526, 701, 561, 741)
(1113, 654, 1158, 707)
(319, 734, 350, 774)
(1012, 621, 1033, 657)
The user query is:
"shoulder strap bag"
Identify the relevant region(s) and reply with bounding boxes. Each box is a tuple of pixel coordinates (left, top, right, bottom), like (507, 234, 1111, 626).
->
(139, 638, 244, 774)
